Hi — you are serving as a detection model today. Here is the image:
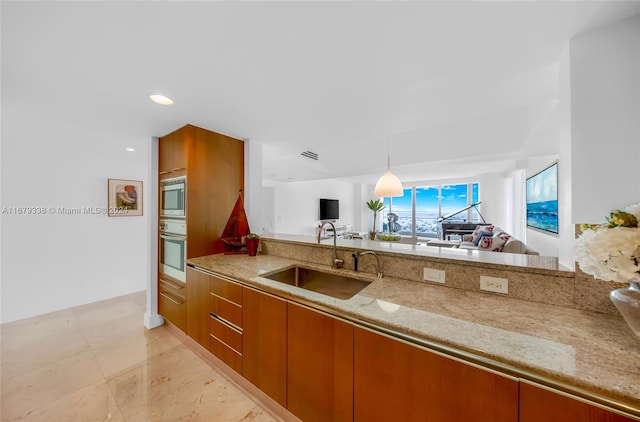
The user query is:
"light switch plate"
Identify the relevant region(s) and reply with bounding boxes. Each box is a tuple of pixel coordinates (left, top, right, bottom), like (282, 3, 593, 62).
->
(423, 268, 445, 284)
(480, 276, 508, 294)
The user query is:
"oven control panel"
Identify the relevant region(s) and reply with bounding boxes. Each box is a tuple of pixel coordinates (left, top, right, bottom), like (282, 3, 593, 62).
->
(160, 219, 186, 236)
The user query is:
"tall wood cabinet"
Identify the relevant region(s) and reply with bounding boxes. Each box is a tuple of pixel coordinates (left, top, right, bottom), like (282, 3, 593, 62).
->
(158, 124, 244, 332)
(158, 124, 244, 258)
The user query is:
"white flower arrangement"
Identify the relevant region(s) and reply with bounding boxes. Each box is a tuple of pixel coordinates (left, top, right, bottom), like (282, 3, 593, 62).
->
(575, 203, 640, 283)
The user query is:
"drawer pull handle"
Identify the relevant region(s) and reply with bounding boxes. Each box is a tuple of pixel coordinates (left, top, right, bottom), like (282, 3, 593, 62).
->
(160, 292, 183, 305)
(210, 313, 242, 333)
(160, 279, 184, 290)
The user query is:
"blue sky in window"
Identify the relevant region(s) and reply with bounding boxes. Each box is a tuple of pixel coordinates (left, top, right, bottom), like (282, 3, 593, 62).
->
(385, 184, 477, 214)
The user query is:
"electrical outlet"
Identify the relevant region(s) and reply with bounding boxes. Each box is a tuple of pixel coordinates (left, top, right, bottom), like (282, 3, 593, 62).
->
(423, 268, 445, 284)
(480, 276, 508, 294)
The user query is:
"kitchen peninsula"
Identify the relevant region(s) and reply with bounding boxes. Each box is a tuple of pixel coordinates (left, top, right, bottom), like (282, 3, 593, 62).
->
(183, 234, 639, 421)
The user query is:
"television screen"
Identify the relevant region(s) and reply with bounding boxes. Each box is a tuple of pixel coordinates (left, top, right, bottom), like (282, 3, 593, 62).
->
(526, 162, 558, 234)
(319, 198, 339, 221)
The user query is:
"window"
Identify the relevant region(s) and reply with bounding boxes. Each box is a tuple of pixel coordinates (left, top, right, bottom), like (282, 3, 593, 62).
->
(381, 182, 480, 239)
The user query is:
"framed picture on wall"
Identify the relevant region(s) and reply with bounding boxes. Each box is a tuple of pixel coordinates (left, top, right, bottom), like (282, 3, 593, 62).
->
(526, 162, 558, 234)
(107, 179, 143, 217)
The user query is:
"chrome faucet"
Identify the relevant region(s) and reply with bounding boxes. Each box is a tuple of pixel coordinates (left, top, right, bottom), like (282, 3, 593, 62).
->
(353, 250, 383, 278)
(317, 221, 344, 269)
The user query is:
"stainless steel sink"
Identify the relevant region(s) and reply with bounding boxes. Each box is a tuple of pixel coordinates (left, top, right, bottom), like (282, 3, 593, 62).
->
(262, 266, 371, 299)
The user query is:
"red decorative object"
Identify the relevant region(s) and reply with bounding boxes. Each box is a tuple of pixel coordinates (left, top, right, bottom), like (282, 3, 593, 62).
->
(221, 193, 251, 253)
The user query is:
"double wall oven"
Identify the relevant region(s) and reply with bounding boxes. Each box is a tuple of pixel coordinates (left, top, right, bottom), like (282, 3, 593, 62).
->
(159, 219, 186, 282)
(159, 176, 187, 282)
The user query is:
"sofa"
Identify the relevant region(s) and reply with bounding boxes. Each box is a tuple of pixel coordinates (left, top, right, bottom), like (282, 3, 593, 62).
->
(455, 225, 539, 255)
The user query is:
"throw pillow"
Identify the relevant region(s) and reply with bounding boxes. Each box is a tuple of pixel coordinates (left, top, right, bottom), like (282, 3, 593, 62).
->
(473, 232, 493, 246)
(477, 232, 511, 252)
(469, 225, 494, 243)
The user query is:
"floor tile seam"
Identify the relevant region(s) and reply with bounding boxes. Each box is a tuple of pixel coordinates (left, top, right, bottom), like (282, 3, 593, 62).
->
(102, 376, 128, 422)
(99, 341, 192, 384)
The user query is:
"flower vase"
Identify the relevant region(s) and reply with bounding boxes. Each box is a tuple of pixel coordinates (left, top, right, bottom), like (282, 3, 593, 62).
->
(610, 278, 640, 337)
(246, 238, 260, 257)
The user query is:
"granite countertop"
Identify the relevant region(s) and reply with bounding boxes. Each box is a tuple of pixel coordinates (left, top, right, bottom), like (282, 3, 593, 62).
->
(187, 253, 640, 415)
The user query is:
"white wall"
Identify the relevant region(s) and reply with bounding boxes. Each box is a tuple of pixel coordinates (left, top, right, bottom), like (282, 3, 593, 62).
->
(477, 173, 507, 231)
(1, 121, 150, 323)
(570, 17, 640, 222)
(557, 44, 575, 270)
(272, 179, 357, 235)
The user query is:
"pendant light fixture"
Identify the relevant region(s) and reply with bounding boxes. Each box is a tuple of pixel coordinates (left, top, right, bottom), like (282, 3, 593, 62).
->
(374, 152, 404, 197)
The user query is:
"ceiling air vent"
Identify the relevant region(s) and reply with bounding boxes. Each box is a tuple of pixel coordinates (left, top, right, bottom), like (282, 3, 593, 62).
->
(301, 151, 319, 161)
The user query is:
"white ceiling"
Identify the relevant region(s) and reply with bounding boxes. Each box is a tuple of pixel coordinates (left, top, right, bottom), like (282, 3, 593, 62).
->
(3, 1, 640, 184)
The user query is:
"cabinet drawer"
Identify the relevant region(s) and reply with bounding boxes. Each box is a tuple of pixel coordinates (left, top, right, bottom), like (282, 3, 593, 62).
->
(159, 277, 187, 300)
(210, 315, 243, 354)
(210, 275, 243, 306)
(210, 293, 243, 329)
(210, 333, 243, 375)
(159, 291, 186, 332)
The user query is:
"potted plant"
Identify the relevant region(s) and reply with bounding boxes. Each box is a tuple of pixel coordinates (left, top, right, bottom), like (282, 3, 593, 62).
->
(366, 199, 385, 240)
(245, 233, 260, 256)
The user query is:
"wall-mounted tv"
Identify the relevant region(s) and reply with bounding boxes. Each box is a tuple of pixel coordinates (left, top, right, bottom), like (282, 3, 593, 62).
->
(526, 162, 558, 234)
(319, 198, 339, 221)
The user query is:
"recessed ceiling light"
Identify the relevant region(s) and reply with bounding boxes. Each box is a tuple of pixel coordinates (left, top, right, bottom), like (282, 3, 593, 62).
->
(125, 148, 136, 152)
(149, 94, 173, 105)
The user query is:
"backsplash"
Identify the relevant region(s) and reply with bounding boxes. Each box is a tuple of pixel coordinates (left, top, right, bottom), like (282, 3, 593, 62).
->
(261, 237, 623, 316)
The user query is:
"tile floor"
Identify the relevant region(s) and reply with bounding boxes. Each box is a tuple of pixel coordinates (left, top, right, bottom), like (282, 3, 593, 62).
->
(1, 291, 278, 421)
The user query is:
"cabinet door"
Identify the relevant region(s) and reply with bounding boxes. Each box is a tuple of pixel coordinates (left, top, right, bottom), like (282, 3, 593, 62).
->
(186, 267, 210, 349)
(243, 288, 287, 407)
(287, 302, 353, 422)
(354, 326, 518, 422)
(520, 381, 637, 422)
(170, 130, 187, 172)
(158, 133, 173, 176)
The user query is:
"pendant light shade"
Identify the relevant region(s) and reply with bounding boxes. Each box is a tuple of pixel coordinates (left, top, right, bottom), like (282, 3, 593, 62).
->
(374, 153, 404, 197)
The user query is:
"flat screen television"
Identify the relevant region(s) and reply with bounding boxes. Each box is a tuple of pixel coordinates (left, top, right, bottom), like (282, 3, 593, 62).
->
(319, 198, 339, 221)
(526, 162, 558, 234)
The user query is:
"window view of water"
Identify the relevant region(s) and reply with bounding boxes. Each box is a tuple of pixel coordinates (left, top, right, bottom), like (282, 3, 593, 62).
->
(380, 183, 479, 239)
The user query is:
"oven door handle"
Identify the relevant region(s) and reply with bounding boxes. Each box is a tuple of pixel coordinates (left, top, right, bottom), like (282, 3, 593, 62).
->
(160, 233, 187, 241)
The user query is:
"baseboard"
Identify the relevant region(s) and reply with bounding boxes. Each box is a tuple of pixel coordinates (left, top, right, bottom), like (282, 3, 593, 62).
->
(143, 312, 164, 329)
(163, 321, 300, 422)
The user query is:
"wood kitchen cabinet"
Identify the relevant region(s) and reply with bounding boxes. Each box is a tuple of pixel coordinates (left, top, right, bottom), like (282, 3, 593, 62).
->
(243, 288, 287, 407)
(519, 380, 637, 422)
(353, 326, 518, 422)
(158, 276, 187, 333)
(287, 302, 353, 422)
(186, 267, 210, 350)
(158, 123, 244, 259)
(159, 129, 188, 178)
(158, 124, 244, 334)
(209, 274, 243, 374)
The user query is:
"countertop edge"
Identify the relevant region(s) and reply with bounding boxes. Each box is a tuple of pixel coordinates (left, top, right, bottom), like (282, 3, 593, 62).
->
(186, 256, 640, 418)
